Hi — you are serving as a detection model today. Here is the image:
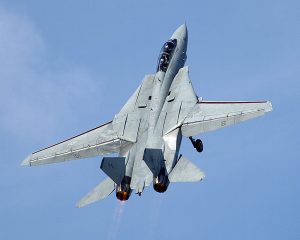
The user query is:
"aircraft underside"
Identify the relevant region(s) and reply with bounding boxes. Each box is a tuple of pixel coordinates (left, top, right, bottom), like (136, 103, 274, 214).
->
(21, 24, 272, 207)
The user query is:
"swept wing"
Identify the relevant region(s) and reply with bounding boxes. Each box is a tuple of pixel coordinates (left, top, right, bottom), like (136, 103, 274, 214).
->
(181, 101, 273, 137)
(22, 74, 155, 167)
(22, 121, 129, 166)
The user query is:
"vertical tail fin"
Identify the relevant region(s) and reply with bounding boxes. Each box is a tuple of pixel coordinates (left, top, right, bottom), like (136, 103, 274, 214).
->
(100, 157, 126, 185)
(143, 148, 165, 177)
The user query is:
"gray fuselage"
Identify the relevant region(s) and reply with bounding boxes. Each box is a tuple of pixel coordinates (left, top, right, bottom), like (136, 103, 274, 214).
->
(123, 25, 188, 194)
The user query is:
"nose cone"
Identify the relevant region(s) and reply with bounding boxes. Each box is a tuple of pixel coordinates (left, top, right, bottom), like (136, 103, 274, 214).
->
(171, 24, 188, 41)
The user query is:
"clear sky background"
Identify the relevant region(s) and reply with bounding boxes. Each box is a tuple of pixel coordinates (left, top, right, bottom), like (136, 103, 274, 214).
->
(0, 1, 299, 239)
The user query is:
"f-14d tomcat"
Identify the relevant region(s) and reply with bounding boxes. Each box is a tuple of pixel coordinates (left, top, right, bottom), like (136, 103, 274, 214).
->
(22, 24, 272, 207)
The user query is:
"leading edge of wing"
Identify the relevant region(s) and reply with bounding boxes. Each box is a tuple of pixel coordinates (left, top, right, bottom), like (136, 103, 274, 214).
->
(197, 100, 273, 112)
(33, 121, 112, 155)
(181, 100, 272, 137)
(21, 120, 128, 166)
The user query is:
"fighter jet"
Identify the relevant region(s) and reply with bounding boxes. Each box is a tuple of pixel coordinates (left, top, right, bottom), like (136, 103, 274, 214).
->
(22, 24, 272, 207)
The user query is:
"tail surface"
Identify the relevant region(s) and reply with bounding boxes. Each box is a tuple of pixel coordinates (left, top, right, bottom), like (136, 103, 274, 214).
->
(169, 155, 205, 182)
(77, 177, 115, 208)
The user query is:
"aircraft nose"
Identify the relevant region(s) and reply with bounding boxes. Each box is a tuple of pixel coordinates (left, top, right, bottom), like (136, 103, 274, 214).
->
(171, 24, 188, 41)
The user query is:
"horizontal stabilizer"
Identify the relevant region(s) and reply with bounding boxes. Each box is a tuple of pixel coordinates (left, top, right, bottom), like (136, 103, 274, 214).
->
(169, 155, 205, 182)
(100, 157, 126, 185)
(77, 177, 115, 208)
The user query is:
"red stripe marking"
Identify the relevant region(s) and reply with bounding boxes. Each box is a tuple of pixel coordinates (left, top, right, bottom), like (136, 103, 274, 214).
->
(198, 101, 267, 104)
(32, 120, 112, 154)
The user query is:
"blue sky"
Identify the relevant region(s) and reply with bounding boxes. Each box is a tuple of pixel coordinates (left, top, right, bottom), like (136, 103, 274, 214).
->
(0, 1, 299, 239)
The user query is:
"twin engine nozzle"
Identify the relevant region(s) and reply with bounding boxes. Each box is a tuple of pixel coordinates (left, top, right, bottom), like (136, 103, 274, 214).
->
(153, 168, 170, 193)
(115, 169, 170, 201)
(103, 151, 171, 201)
(116, 176, 132, 201)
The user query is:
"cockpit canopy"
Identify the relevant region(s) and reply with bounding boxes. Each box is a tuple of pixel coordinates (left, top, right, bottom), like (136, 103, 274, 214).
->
(157, 39, 177, 72)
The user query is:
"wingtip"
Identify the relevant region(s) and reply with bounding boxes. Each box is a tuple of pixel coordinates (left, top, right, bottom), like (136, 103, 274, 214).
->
(21, 155, 31, 166)
(265, 101, 273, 112)
(199, 171, 206, 181)
(76, 202, 84, 208)
(76, 198, 89, 208)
